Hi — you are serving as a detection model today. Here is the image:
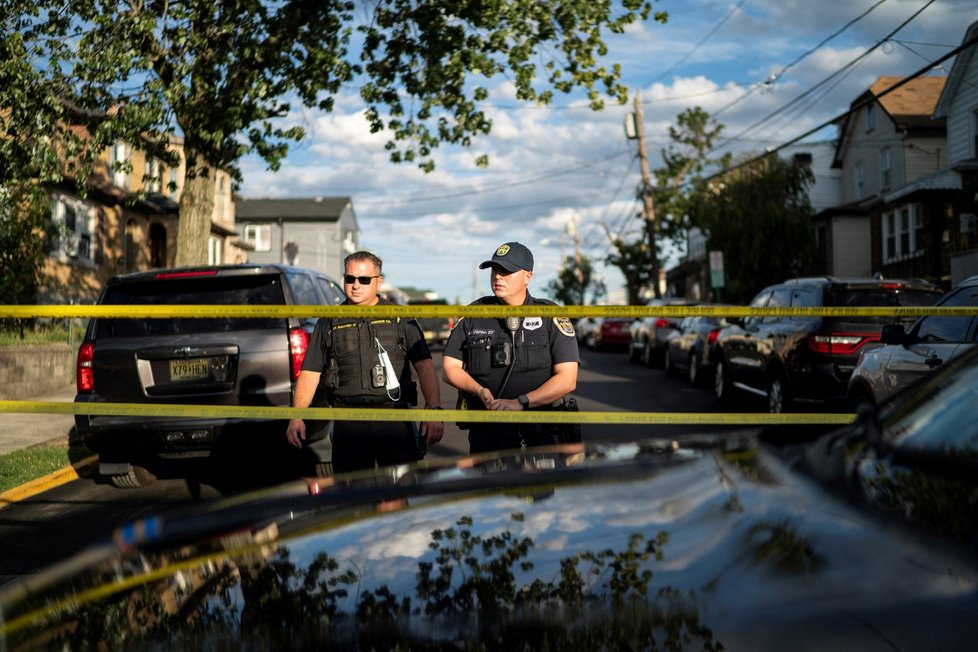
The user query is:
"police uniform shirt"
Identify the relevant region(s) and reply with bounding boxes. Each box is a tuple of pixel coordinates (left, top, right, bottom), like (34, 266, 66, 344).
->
(443, 293, 579, 401)
(302, 298, 431, 402)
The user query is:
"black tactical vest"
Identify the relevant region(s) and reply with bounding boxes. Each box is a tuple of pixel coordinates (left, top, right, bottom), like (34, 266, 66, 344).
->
(323, 317, 408, 402)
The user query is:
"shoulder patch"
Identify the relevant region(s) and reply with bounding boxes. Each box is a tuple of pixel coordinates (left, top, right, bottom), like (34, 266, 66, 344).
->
(554, 317, 575, 337)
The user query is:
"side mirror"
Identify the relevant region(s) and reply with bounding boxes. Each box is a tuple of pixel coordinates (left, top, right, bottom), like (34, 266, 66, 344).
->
(880, 323, 907, 345)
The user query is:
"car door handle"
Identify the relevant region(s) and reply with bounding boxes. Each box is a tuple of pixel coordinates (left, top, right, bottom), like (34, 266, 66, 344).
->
(925, 355, 943, 368)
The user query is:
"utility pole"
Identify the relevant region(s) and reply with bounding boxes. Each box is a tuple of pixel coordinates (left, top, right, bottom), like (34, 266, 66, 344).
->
(631, 92, 662, 299)
(566, 217, 585, 304)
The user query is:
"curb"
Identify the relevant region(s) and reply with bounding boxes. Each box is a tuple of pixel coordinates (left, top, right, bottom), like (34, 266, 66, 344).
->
(0, 456, 97, 509)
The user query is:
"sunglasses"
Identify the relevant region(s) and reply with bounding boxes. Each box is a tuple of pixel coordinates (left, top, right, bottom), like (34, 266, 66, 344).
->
(344, 274, 380, 285)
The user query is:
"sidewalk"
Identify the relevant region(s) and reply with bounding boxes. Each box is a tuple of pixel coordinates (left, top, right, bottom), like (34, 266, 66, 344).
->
(0, 385, 78, 457)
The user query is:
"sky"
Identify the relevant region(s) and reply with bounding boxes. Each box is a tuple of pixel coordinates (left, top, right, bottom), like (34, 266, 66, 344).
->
(237, 0, 976, 304)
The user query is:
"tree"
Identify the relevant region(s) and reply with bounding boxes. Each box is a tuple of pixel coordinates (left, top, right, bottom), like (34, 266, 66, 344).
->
(652, 106, 731, 247)
(6, 1, 666, 266)
(545, 255, 606, 306)
(691, 154, 818, 303)
(603, 235, 652, 305)
(0, 186, 49, 331)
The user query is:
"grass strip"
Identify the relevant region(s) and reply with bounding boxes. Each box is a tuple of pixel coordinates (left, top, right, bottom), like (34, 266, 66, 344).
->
(0, 443, 94, 494)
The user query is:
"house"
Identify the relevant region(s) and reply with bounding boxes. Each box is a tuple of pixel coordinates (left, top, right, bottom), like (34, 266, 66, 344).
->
(41, 135, 246, 304)
(832, 75, 949, 283)
(780, 141, 844, 274)
(933, 19, 978, 284)
(234, 197, 360, 279)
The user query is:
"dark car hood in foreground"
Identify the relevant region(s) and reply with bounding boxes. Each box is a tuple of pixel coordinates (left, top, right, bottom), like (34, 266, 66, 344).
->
(1, 432, 976, 651)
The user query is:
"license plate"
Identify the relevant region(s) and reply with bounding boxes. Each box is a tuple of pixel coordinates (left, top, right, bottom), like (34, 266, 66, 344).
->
(170, 357, 210, 381)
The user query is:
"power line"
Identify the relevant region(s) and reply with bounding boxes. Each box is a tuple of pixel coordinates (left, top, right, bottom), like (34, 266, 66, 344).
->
(650, 0, 749, 84)
(703, 31, 978, 184)
(714, 0, 893, 118)
(713, 0, 937, 152)
(355, 149, 631, 205)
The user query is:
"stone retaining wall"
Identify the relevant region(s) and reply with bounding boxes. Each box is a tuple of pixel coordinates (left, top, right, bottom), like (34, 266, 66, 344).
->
(0, 345, 75, 400)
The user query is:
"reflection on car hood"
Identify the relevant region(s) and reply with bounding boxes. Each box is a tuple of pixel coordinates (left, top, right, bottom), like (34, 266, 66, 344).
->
(1, 437, 976, 650)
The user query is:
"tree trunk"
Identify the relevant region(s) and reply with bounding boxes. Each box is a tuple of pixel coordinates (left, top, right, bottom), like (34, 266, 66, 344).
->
(174, 149, 215, 267)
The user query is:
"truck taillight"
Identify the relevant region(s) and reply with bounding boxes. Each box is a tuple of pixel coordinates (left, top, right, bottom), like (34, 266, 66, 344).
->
(77, 342, 95, 392)
(807, 332, 877, 355)
(289, 327, 310, 381)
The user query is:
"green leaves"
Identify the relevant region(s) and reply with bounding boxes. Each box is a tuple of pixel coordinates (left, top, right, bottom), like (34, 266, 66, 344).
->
(358, 0, 661, 170)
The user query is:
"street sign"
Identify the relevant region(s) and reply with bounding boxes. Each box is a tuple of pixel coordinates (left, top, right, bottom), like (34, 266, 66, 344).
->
(709, 250, 725, 288)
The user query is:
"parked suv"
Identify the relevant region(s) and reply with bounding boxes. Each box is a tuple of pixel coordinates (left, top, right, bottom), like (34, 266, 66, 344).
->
(75, 264, 345, 488)
(712, 277, 942, 412)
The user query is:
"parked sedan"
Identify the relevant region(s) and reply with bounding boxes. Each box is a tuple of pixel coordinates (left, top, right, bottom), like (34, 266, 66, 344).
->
(663, 314, 731, 386)
(628, 298, 699, 366)
(587, 317, 633, 351)
(847, 274, 978, 407)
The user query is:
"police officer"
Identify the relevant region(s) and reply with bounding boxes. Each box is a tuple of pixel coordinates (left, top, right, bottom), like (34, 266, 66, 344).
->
(286, 251, 444, 473)
(443, 242, 579, 454)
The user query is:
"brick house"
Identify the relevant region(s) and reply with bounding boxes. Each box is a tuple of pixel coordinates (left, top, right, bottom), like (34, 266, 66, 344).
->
(41, 135, 246, 303)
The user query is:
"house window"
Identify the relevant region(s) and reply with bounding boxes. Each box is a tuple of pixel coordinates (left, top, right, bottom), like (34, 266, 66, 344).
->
(880, 148, 891, 190)
(49, 193, 96, 262)
(244, 224, 272, 252)
(145, 157, 162, 193)
(882, 204, 924, 263)
(854, 162, 864, 200)
(108, 142, 131, 189)
(167, 167, 180, 199)
(208, 235, 223, 265)
(216, 175, 227, 218)
(973, 109, 978, 158)
(885, 213, 896, 260)
(866, 104, 875, 131)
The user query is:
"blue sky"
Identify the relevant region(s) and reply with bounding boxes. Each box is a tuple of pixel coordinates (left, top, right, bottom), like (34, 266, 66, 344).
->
(238, 0, 975, 303)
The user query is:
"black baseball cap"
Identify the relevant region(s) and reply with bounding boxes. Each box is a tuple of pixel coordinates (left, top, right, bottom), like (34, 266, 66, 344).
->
(479, 242, 534, 273)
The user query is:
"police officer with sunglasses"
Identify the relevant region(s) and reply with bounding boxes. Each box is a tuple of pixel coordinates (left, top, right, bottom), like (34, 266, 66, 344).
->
(442, 241, 580, 454)
(286, 251, 444, 473)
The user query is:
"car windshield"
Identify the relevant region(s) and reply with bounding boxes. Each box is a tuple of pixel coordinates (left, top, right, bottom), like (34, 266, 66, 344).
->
(96, 274, 287, 337)
(826, 287, 942, 325)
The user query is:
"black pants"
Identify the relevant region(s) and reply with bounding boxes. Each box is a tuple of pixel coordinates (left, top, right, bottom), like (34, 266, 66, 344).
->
(467, 423, 557, 455)
(332, 408, 422, 474)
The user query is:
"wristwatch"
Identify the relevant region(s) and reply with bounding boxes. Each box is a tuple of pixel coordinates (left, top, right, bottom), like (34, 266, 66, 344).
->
(517, 394, 530, 410)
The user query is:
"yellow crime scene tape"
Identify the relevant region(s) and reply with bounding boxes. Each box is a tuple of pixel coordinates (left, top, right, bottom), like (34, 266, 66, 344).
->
(3, 304, 978, 319)
(5, 301, 954, 428)
(0, 401, 855, 425)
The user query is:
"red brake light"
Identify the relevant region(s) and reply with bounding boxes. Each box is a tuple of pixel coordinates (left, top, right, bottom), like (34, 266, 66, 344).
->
(654, 318, 670, 328)
(880, 283, 904, 290)
(807, 332, 878, 355)
(77, 342, 95, 392)
(289, 327, 310, 381)
(707, 328, 721, 345)
(154, 270, 219, 280)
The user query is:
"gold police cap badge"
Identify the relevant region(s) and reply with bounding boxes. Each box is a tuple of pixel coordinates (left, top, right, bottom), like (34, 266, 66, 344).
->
(496, 244, 511, 256)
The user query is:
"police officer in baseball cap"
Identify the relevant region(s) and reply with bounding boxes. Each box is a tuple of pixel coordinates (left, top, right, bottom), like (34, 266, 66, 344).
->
(443, 241, 580, 454)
